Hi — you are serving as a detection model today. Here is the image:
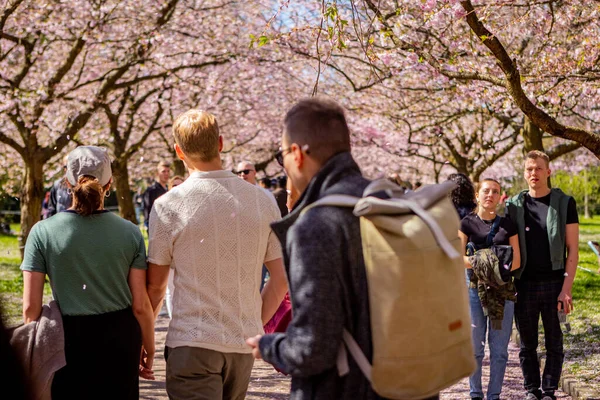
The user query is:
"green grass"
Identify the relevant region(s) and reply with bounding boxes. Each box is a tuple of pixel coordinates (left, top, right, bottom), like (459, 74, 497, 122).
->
(0, 224, 21, 265)
(561, 217, 600, 386)
(0, 225, 52, 326)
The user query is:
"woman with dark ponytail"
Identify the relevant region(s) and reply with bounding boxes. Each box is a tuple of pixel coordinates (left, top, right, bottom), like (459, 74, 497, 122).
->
(21, 146, 155, 399)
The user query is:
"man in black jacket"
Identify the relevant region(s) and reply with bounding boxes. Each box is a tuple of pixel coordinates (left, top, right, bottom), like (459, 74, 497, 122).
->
(246, 98, 393, 400)
(143, 161, 170, 230)
(46, 158, 72, 218)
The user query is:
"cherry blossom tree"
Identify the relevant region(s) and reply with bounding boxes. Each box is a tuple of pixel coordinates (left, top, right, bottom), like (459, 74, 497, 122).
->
(0, 0, 244, 254)
(259, 0, 597, 181)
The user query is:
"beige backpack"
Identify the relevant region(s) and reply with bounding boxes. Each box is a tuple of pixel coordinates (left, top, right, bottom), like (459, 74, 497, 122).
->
(306, 180, 475, 399)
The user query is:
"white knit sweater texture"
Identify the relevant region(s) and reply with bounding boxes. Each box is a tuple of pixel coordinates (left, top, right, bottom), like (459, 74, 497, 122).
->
(148, 170, 282, 353)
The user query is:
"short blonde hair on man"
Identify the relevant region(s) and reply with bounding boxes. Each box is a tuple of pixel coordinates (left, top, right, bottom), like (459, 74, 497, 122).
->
(172, 109, 220, 162)
(525, 150, 550, 168)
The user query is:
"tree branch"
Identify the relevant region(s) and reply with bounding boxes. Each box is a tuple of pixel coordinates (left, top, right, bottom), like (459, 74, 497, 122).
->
(0, 0, 25, 33)
(124, 101, 164, 160)
(222, 130, 261, 154)
(460, 0, 600, 157)
(547, 142, 581, 160)
(112, 59, 231, 89)
(31, 36, 87, 125)
(0, 130, 25, 158)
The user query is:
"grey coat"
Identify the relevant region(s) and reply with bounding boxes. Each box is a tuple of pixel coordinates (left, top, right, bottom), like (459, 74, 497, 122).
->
(259, 152, 384, 400)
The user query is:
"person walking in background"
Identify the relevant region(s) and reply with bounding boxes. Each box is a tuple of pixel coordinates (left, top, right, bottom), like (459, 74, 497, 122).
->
(21, 146, 155, 399)
(46, 156, 72, 218)
(236, 161, 281, 290)
(246, 98, 401, 400)
(263, 177, 297, 336)
(146, 109, 287, 400)
(41, 191, 51, 219)
(134, 186, 144, 226)
(236, 161, 278, 210)
(143, 161, 171, 230)
(272, 176, 289, 218)
(259, 177, 272, 190)
(169, 175, 185, 189)
(163, 175, 185, 318)
(448, 173, 477, 219)
(459, 178, 521, 400)
(506, 150, 579, 400)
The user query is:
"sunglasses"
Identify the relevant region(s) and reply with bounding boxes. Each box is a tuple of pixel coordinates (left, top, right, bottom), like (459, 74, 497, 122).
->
(275, 148, 292, 167)
(275, 144, 311, 167)
(236, 169, 254, 175)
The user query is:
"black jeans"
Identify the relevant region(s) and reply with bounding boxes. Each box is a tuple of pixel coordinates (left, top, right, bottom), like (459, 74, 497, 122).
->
(514, 279, 564, 396)
(51, 307, 142, 400)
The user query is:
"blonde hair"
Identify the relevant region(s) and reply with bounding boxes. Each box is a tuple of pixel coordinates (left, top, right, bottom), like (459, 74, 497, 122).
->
(169, 175, 185, 188)
(172, 109, 220, 162)
(525, 150, 550, 168)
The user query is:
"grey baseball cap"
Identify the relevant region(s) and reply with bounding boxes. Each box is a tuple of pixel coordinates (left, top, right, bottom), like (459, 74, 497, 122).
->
(66, 146, 112, 186)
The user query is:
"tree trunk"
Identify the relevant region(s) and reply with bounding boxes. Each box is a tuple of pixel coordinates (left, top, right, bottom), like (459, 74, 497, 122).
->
(18, 157, 45, 259)
(112, 159, 137, 224)
(521, 117, 552, 187)
(522, 117, 544, 153)
(173, 159, 186, 177)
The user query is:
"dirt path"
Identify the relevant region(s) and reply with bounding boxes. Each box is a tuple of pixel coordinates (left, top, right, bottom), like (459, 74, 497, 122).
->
(141, 316, 571, 400)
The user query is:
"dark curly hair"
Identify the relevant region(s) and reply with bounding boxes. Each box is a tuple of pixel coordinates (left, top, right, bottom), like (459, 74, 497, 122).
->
(447, 173, 476, 219)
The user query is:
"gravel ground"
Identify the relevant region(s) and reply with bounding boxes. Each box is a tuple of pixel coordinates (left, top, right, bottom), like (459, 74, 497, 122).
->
(141, 316, 571, 400)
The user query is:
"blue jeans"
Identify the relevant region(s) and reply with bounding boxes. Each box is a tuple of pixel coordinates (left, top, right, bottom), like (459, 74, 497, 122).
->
(469, 286, 514, 400)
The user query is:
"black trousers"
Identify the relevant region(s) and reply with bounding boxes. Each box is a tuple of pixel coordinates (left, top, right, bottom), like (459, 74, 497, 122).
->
(51, 307, 142, 400)
(514, 279, 564, 396)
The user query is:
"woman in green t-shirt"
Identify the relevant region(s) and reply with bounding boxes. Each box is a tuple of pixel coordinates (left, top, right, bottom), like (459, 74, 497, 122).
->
(21, 146, 155, 399)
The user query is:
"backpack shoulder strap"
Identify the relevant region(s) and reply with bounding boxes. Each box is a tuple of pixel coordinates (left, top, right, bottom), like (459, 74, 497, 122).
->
(300, 194, 360, 216)
(485, 216, 501, 247)
(337, 328, 373, 381)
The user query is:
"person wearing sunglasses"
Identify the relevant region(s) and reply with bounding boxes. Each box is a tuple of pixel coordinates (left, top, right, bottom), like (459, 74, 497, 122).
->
(236, 161, 281, 291)
(236, 161, 278, 211)
(235, 162, 257, 184)
(245, 98, 403, 400)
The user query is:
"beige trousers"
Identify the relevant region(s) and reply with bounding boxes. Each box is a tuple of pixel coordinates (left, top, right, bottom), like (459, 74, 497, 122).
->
(165, 346, 255, 400)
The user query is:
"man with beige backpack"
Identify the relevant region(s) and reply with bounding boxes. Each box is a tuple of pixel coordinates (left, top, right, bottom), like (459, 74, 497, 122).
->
(246, 98, 475, 399)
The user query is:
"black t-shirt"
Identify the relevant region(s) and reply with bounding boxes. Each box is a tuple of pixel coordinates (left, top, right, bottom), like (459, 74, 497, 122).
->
(143, 181, 167, 222)
(460, 213, 517, 248)
(521, 193, 578, 281)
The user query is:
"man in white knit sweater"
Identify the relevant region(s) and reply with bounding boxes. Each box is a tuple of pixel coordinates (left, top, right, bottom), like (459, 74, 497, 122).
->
(147, 109, 288, 400)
